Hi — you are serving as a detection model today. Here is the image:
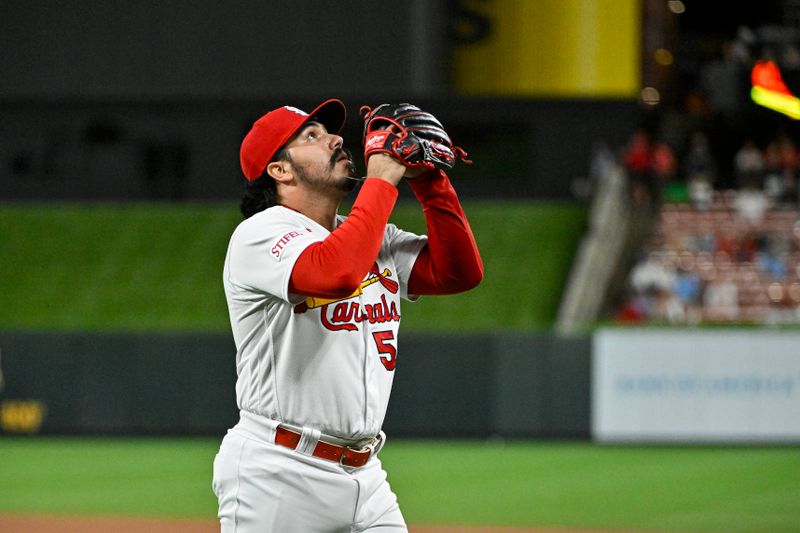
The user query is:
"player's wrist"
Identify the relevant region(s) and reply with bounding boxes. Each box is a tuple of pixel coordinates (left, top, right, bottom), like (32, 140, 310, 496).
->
(407, 169, 451, 198)
(360, 176, 402, 197)
(407, 167, 445, 182)
(364, 175, 401, 187)
(365, 153, 405, 186)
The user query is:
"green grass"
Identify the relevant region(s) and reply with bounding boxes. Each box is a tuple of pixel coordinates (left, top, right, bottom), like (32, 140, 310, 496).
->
(0, 437, 217, 517)
(384, 441, 800, 533)
(0, 438, 798, 532)
(0, 200, 585, 333)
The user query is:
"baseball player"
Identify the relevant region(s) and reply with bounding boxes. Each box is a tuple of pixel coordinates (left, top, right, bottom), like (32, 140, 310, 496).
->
(212, 99, 483, 532)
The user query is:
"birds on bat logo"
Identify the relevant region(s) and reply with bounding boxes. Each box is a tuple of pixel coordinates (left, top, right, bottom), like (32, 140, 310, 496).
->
(294, 262, 401, 332)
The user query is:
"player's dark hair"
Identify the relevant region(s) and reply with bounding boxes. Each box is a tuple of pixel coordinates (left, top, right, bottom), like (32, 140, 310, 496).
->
(240, 148, 290, 219)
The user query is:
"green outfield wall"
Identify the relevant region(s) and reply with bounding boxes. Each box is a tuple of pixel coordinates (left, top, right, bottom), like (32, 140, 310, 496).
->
(0, 332, 591, 438)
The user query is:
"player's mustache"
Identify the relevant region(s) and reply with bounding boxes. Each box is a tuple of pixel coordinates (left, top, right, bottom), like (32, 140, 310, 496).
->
(330, 147, 354, 168)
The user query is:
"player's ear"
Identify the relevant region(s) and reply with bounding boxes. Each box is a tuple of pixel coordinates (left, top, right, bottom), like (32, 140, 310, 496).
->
(266, 160, 293, 184)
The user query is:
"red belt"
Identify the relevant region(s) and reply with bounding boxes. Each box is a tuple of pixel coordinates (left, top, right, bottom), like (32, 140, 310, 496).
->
(274, 426, 377, 468)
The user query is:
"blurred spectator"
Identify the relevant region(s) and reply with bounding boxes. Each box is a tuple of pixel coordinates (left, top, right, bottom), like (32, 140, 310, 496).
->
(762, 140, 785, 201)
(758, 251, 788, 279)
(630, 250, 675, 294)
(622, 128, 655, 206)
(651, 287, 686, 324)
(757, 234, 790, 279)
(737, 230, 759, 263)
(765, 282, 800, 324)
(734, 179, 770, 223)
(674, 265, 702, 305)
(714, 223, 739, 263)
(703, 271, 739, 321)
(690, 229, 716, 254)
(615, 291, 649, 323)
(688, 174, 714, 210)
(685, 131, 716, 209)
(651, 140, 678, 193)
(776, 134, 799, 202)
(733, 138, 764, 187)
(673, 264, 703, 324)
(684, 131, 716, 184)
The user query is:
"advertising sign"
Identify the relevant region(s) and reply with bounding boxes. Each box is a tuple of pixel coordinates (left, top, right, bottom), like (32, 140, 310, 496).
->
(593, 329, 800, 442)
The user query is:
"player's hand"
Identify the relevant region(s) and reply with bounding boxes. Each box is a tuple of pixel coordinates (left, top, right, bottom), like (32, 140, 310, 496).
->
(365, 124, 409, 186)
(365, 153, 405, 186)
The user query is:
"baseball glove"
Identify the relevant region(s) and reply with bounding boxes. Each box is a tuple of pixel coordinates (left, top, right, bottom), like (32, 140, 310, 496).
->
(360, 103, 471, 170)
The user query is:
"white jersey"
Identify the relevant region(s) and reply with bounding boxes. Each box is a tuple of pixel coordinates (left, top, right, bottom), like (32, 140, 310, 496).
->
(223, 205, 426, 442)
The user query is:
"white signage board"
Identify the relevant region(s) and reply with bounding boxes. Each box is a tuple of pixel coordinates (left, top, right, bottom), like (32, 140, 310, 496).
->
(592, 329, 800, 443)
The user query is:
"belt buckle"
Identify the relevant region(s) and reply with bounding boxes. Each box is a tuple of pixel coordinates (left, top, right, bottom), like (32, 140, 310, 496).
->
(339, 434, 381, 466)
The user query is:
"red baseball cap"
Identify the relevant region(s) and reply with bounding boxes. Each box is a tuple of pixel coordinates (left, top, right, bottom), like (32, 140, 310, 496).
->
(240, 99, 347, 181)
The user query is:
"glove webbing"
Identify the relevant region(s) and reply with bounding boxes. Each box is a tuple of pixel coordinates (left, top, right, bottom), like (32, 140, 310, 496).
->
(359, 106, 472, 166)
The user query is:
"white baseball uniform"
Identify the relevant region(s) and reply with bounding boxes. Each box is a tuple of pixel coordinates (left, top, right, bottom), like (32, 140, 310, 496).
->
(213, 204, 426, 532)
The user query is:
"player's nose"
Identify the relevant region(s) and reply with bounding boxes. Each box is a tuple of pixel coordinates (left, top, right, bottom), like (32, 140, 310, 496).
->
(328, 134, 344, 151)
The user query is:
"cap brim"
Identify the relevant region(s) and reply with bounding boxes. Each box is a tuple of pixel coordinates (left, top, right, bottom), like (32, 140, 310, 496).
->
(306, 99, 347, 135)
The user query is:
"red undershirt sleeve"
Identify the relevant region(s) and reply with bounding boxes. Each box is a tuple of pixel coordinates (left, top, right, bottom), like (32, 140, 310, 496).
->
(406, 169, 484, 295)
(288, 178, 398, 298)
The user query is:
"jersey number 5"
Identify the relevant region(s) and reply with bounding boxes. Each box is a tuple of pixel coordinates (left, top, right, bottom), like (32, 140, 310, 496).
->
(372, 331, 397, 371)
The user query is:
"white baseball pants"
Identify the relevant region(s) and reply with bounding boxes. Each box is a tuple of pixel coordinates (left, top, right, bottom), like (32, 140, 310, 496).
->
(212, 424, 407, 532)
